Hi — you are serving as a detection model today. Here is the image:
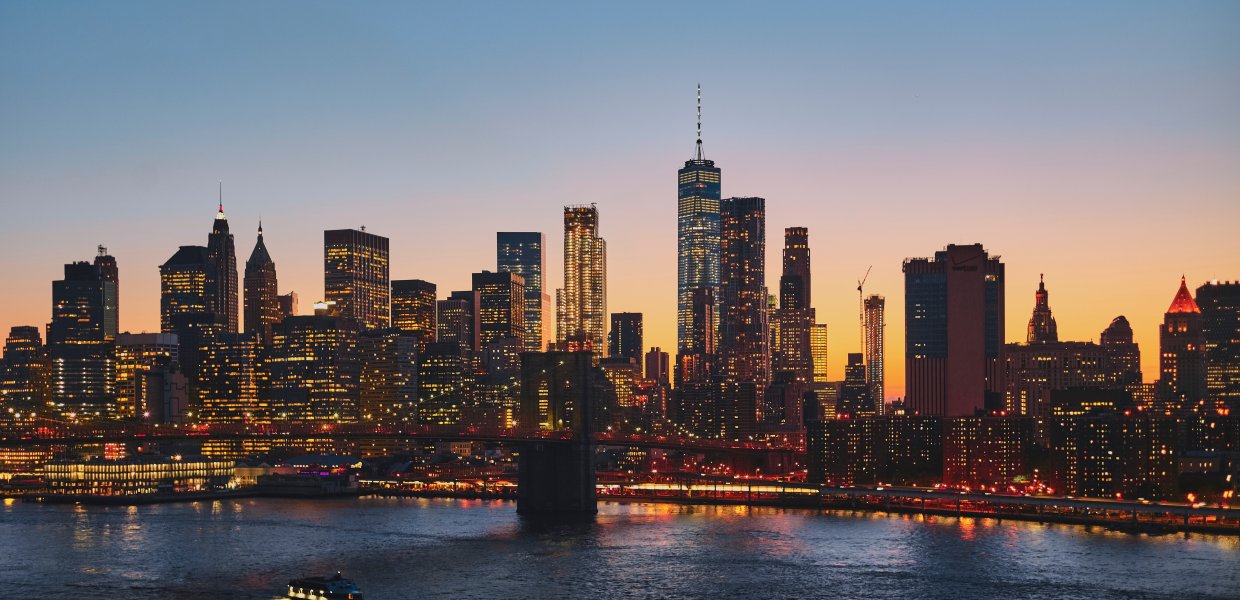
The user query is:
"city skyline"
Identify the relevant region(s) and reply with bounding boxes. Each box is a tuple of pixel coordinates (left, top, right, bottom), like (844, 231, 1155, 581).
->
(3, 2, 1240, 400)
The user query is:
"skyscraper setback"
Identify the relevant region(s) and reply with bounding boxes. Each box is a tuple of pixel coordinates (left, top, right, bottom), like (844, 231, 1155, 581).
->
(903, 244, 1005, 417)
(556, 205, 607, 352)
(324, 228, 390, 330)
(498, 232, 550, 352)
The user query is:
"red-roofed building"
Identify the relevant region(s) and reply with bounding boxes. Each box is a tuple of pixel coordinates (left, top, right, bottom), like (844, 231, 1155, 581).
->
(1158, 277, 1206, 412)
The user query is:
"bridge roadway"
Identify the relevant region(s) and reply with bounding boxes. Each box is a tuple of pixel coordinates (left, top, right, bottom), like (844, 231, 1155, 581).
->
(0, 423, 802, 456)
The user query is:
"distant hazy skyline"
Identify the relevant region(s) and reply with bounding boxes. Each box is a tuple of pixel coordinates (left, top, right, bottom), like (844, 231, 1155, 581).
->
(3, 1, 1238, 399)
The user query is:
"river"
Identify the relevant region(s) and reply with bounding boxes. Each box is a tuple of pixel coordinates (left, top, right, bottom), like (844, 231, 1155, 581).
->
(1, 497, 1237, 599)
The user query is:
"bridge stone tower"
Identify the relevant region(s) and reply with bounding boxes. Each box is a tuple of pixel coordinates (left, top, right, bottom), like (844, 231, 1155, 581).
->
(516, 351, 600, 514)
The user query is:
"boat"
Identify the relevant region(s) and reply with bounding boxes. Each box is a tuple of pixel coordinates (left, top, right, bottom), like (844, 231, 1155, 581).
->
(287, 572, 364, 599)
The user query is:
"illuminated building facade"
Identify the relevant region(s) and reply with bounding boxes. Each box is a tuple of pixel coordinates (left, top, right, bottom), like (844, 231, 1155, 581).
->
(1003, 341, 1116, 417)
(807, 417, 943, 486)
(43, 455, 235, 496)
(207, 202, 239, 333)
(1100, 316, 1143, 387)
(903, 244, 1005, 417)
(265, 314, 360, 423)
(1158, 277, 1206, 412)
(112, 333, 179, 420)
(1, 326, 48, 409)
(48, 258, 119, 419)
(718, 197, 769, 441)
(1049, 413, 1179, 498)
(359, 330, 419, 424)
(473, 271, 526, 349)
(608, 312, 643, 368)
(599, 357, 640, 409)
(811, 322, 829, 384)
(497, 232, 551, 352)
(436, 291, 477, 356)
(417, 341, 469, 425)
(1196, 281, 1240, 410)
(324, 228, 390, 330)
(196, 333, 262, 423)
(160, 246, 212, 333)
(556, 205, 607, 352)
(863, 294, 885, 413)
(391, 279, 437, 352)
(943, 416, 1032, 489)
(776, 227, 814, 382)
(677, 86, 722, 356)
(243, 223, 279, 344)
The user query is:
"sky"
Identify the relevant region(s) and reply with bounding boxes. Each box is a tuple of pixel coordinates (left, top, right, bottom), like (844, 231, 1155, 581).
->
(2, 1, 1238, 400)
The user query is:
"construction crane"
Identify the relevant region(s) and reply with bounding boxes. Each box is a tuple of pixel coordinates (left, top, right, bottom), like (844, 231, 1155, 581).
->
(857, 265, 872, 353)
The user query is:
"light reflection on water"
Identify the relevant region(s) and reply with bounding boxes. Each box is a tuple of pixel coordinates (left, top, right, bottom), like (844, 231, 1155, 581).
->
(0, 498, 1236, 599)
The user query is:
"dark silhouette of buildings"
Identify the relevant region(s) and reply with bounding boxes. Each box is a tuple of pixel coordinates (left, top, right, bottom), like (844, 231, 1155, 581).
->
(243, 222, 279, 344)
(207, 201, 239, 333)
(1, 326, 48, 409)
(1027, 274, 1058, 343)
(903, 244, 1005, 417)
(608, 312, 643, 368)
(1100, 316, 1143, 388)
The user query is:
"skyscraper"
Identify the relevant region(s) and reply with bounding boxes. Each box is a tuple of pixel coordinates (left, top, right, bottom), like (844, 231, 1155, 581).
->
(1, 326, 48, 408)
(113, 333, 179, 420)
(863, 294, 886, 413)
(1100, 316, 1143, 387)
(645, 347, 670, 387)
(1027, 274, 1058, 343)
(206, 199, 239, 333)
(1196, 281, 1240, 410)
(1158, 277, 1206, 412)
(837, 353, 874, 416)
(903, 244, 1005, 417)
(265, 312, 361, 422)
(776, 227, 814, 382)
(160, 246, 212, 333)
(556, 205, 607, 352)
(473, 271, 526, 350)
(324, 228, 390, 330)
(677, 85, 722, 356)
(278, 292, 298, 319)
(437, 290, 478, 356)
(718, 196, 769, 440)
(811, 323, 829, 384)
(608, 312, 643, 368)
(243, 222, 279, 344)
(48, 257, 119, 419)
(94, 246, 119, 334)
(392, 279, 437, 351)
(498, 232, 551, 352)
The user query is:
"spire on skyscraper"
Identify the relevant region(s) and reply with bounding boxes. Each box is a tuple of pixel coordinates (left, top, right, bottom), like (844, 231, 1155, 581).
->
(216, 180, 225, 220)
(694, 83, 705, 161)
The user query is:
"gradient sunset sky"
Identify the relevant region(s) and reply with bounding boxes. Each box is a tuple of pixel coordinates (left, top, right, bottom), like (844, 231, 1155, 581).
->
(2, 1, 1238, 399)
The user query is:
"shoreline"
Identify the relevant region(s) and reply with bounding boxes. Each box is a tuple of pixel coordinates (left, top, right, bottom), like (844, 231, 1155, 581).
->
(7, 488, 1237, 537)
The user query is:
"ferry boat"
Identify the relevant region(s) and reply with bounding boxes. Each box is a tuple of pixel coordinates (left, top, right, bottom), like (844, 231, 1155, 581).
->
(286, 572, 364, 600)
